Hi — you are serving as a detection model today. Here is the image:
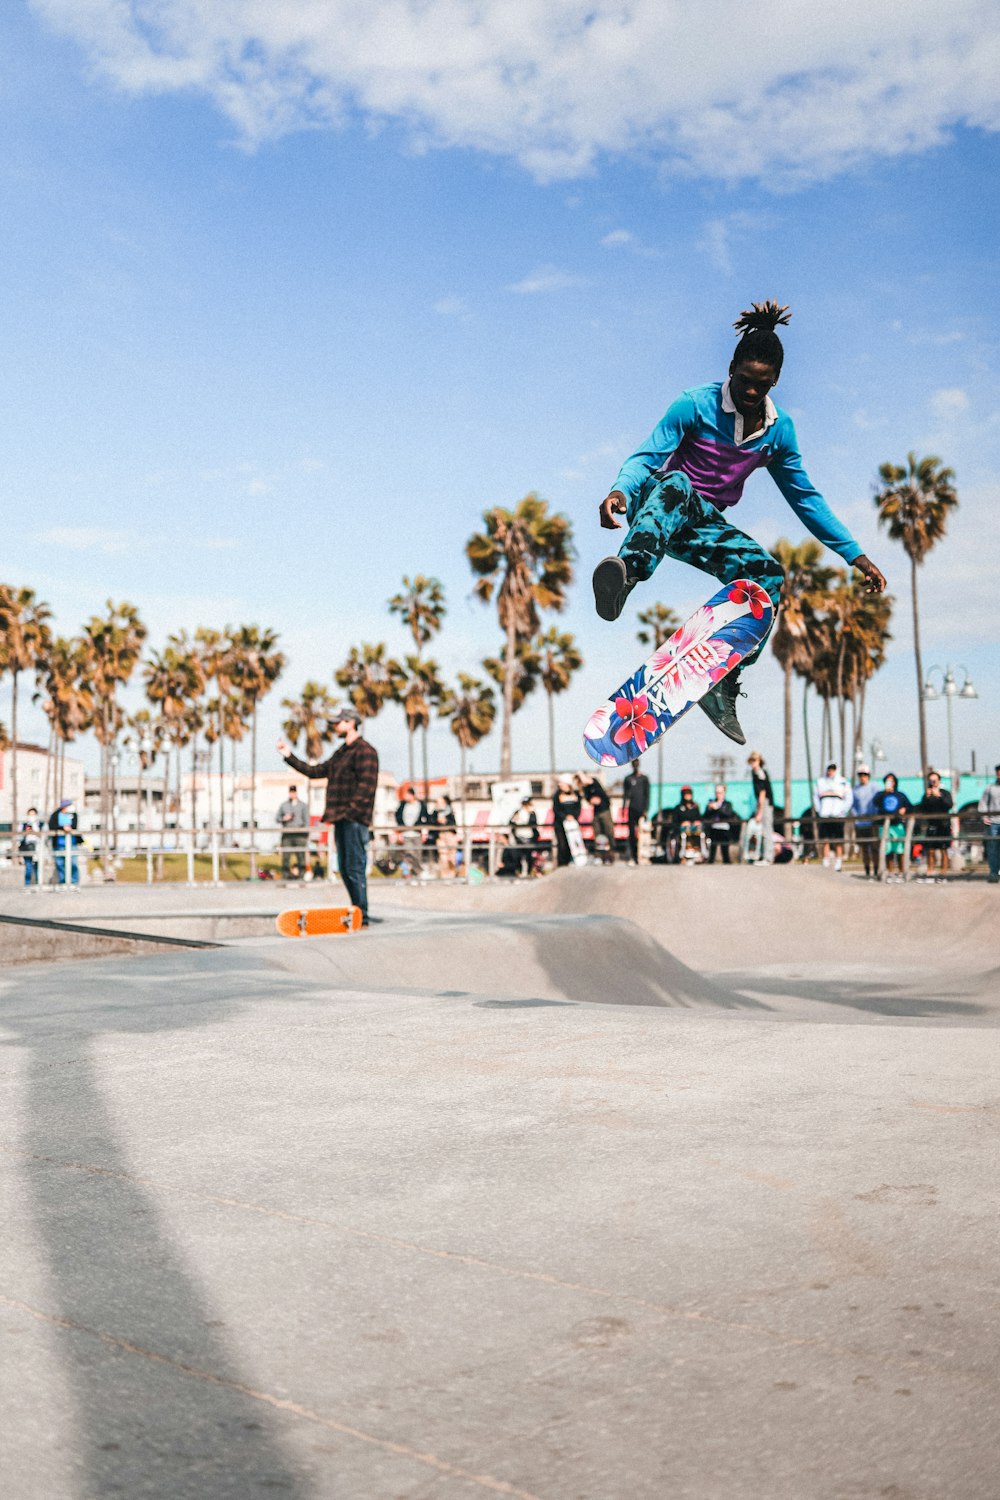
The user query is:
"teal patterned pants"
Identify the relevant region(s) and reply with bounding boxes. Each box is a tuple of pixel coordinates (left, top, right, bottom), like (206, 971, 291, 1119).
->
(619, 471, 783, 668)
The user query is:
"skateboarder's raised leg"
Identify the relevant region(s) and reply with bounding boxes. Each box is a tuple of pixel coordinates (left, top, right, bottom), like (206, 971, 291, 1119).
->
(604, 470, 783, 744)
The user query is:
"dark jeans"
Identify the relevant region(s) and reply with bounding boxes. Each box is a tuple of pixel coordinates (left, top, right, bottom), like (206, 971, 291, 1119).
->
(707, 838, 731, 864)
(334, 820, 370, 919)
(627, 810, 642, 863)
(986, 830, 1000, 881)
(23, 856, 37, 886)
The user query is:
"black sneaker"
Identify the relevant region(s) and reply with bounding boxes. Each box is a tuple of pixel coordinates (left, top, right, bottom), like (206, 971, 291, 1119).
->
(698, 670, 746, 745)
(593, 557, 636, 621)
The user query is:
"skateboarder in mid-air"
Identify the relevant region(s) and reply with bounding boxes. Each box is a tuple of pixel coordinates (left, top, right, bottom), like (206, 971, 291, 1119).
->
(593, 301, 886, 745)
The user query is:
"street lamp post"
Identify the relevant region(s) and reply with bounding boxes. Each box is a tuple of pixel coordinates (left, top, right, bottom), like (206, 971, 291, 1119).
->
(923, 666, 978, 787)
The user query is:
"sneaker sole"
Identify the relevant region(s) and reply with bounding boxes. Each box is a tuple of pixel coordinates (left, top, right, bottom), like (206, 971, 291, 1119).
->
(697, 697, 747, 745)
(593, 557, 628, 621)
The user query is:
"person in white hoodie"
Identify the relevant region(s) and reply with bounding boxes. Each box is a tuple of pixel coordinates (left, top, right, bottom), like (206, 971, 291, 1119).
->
(813, 761, 852, 871)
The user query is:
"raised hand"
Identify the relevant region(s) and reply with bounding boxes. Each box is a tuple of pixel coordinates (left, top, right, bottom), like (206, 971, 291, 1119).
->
(852, 555, 887, 594)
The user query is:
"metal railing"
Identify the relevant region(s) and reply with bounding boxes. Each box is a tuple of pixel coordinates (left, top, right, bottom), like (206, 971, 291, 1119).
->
(1, 810, 995, 887)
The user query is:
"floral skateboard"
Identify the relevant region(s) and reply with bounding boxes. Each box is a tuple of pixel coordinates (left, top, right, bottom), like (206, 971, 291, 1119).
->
(275, 906, 363, 937)
(563, 816, 589, 866)
(583, 579, 774, 766)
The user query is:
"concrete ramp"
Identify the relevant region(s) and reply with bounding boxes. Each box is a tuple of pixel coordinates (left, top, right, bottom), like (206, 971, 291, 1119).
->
(264, 912, 767, 1010)
(388, 866, 1000, 970)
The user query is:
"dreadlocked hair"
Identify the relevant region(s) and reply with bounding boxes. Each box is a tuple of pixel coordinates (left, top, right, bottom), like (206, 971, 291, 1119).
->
(732, 299, 791, 373)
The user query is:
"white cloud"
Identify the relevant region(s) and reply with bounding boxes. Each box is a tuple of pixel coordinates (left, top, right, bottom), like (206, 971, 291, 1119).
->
(929, 387, 970, 422)
(30, 1, 1000, 183)
(36, 526, 135, 553)
(433, 295, 469, 317)
(508, 265, 587, 295)
(600, 229, 634, 247)
(697, 210, 769, 275)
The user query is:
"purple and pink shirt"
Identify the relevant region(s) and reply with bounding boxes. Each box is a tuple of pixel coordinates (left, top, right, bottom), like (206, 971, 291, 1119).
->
(612, 380, 862, 563)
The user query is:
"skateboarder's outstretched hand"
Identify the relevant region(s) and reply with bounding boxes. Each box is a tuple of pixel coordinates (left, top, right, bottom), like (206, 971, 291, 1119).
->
(599, 490, 628, 529)
(276, 737, 291, 757)
(852, 555, 887, 595)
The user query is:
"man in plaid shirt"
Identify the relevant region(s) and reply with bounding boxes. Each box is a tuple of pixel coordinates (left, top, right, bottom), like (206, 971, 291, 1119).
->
(277, 706, 380, 925)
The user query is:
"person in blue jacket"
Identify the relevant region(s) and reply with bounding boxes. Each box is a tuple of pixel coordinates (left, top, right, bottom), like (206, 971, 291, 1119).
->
(593, 301, 886, 745)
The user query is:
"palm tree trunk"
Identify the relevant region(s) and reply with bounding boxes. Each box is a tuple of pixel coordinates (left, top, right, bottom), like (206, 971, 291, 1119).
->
(10, 670, 19, 854)
(460, 741, 469, 880)
(43, 723, 53, 827)
(547, 689, 556, 775)
(803, 681, 814, 796)
(783, 659, 793, 830)
(250, 702, 258, 877)
(910, 554, 928, 777)
(190, 738, 198, 851)
(421, 724, 430, 799)
(406, 727, 415, 790)
(501, 616, 516, 778)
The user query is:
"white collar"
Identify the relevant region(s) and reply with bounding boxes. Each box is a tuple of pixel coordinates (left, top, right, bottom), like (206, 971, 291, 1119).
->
(722, 378, 777, 445)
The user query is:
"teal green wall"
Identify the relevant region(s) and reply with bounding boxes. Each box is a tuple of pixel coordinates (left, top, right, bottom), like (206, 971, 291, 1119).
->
(648, 775, 992, 819)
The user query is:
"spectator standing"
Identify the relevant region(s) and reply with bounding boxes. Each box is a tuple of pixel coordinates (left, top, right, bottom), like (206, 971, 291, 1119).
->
(813, 761, 852, 870)
(276, 784, 310, 881)
(394, 786, 430, 883)
(745, 751, 774, 865)
(49, 798, 81, 888)
(576, 773, 616, 864)
(19, 807, 42, 888)
(276, 707, 380, 926)
(872, 773, 912, 881)
(979, 764, 1000, 884)
(507, 795, 539, 877)
(622, 758, 650, 865)
(916, 770, 954, 878)
(427, 794, 458, 879)
(851, 764, 879, 878)
(552, 778, 583, 867)
(704, 784, 738, 864)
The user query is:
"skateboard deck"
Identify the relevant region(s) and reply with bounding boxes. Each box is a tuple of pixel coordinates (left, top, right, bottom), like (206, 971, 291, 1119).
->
(563, 816, 589, 866)
(583, 578, 774, 766)
(275, 905, 363, 937)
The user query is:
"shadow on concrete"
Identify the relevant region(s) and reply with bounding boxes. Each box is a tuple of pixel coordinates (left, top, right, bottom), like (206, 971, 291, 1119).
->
(3, 951, 312, 1499)
(523, 916, 772, 1011)
(716, 968, 997, 1021)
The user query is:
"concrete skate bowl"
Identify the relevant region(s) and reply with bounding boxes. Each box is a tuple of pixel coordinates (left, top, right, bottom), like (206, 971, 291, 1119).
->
(345, 868, 1000, 1022)
(265, 911, 766, 1011)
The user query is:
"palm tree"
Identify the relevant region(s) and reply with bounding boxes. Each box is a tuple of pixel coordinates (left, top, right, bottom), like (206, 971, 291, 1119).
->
(38, 637, 94, 810)
(439, 672, 497, 870)
(483, 638, 541, 717)
(122, 707, 165, 848)
(535, 627, 583, 774)
(144, 645, 200, 841)
(225, 625, 286, 857)
(874, 452, 958, 775)
(0, 585, 53, 845)
(466, 494, 574, 776)
(335, 642, 403, 722)
(769, 541, 835, 820)
(83, 601, 147, 872)
(282, 680, 335, 762)
(637, 603, 681, 806)
(166, 631, 208, 840)
(388, 575, 447, 792)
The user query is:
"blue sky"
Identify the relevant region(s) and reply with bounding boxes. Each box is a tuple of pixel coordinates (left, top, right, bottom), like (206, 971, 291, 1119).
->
(2, 1, 998, 786)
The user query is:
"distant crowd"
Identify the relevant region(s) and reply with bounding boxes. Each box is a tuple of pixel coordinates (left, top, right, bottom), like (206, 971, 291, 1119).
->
(386, 756, 1000, 883)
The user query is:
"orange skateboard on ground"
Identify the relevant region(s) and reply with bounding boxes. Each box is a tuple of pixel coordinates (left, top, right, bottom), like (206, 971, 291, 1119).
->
(275, 906, 363, 937)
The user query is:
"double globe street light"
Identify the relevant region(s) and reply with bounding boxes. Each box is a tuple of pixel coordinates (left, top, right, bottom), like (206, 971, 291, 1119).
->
(923, 666, 978, 781)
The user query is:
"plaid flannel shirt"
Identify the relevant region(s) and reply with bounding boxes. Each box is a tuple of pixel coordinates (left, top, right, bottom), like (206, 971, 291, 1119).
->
(285, 737, 379, 827)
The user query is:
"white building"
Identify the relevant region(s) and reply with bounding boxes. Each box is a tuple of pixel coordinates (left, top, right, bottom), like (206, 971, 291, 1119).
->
(1, 742, 86, 832)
